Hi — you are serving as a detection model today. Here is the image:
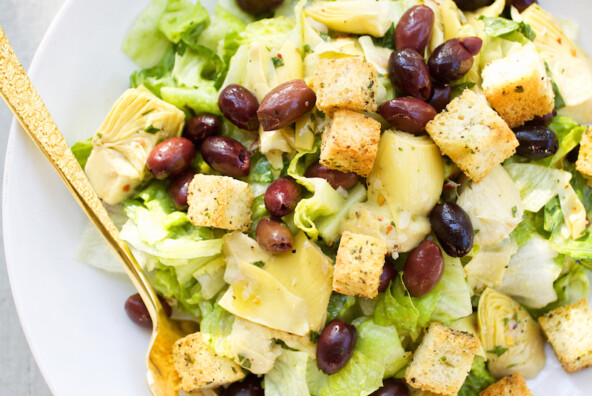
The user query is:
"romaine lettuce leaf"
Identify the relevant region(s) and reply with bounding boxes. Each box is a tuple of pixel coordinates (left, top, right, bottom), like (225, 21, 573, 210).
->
(479, 16, 535, 44)
(430, 250, 473, 323)
(546, 116, 587, 166)
(157, 0, 209, 45)
(196, 5, 246, 57)
(71, 138, 93, 168)
(315, 183, 367, 245)
(458, 357, 496, 396)
(200, 302, 235, 359)
(264, 350, 310, 396)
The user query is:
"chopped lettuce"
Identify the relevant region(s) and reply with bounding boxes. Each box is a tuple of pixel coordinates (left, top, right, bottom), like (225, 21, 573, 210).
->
(71, 138, 93, 168)
(157, 0, 209, 45)
(458, 357, 496, 396)
(315, 183, 367, 245)
(547, 116, 587, 166)
(430, 250, 473, 324)
(200, 302, 235, 359)
(479, 16, 536, 44)
(264, 350, 310, 396)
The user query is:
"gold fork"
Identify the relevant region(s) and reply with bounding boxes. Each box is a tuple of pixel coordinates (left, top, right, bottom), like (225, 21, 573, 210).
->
(0, 25, 197, 396)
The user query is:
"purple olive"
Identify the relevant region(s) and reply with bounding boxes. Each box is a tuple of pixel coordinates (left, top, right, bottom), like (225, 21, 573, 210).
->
(403, 241, 444, 297)
(124, 293, 171, 329)
(256, 217, 293, 254)
(236, 0, 284, 15)
(567, 145, 580, 163)
(370, 378, 409, 396)
(428, 38, 481, 83)
(430, 203, 474, 258)
(526, 109, 556, 126)
(378, 257, 397, 293)
(514, 125, 559, 159)
(453, 0, 494, 11)
(389, 49, 432, 100)
(183, 114, 221, 147)
(304, 162, 360, 190)
(146, 137, 196, 180)
(378, 97, 437, 134)
(200, 136, 251, 178)
(428, 84, 452, 113)
(264, 177, 303, 217)
(219, 84, 260, 130)
(395, 5, 435, 54)
(316, 319, 357, 375)
(509, 0, 537, 12)
(220, 375, 264, 396)
(257, 80, 316, 131)
(168, 170, 197, 211)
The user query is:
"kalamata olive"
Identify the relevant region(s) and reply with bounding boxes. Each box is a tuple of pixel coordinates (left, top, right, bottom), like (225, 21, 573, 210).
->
(218, 84, 260, 130)
(395, 5, 435, 54)
(168, 170, 196, 211)
(460, 37, 483, 56)
(403, 241, 444, 297)
(236, 0, 284, 15)
(316, 319, 357, 375)
(256, 217, 293, 254)
(567, 145, 580, 163)
(200, 136, 251, 178)
(264, 177, 302, 217)
(428, 38, 481, 83)
(514, 125, 559, 159)
(125, 293, 171, 329)
(370, 378, 409, 396)
(526, 109, 556, 126)
(305, 162, 360, 190)
(220, 375, 264, 396)
(509, 0, 537, 12)
(257, 80, 316, 131)
(430, 203, 474, 258)
(378, 257, 397, 293)
(378, 97, 437, 134)
(428, 84, 452, 113)
(183, 114, 221, 147)
(146, 137, 196, 180)
(453, 0, 494, 11)
(389, 49, 432, 101)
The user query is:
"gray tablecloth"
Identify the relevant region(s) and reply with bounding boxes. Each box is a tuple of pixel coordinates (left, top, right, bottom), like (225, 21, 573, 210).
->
(0, 0, 65, 394)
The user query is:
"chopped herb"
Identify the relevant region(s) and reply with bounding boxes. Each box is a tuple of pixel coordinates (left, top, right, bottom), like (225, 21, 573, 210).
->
(514, 86, 524, 93)
(141, 108, 155, 116)
(372, 23, 396, 50)
(303, 44, 312, 54)
(512, 206, 518, 217)
(309, 331, 320, 343)
(467, 180, 473, 189)
(391, 221, 396, 227)
(272, 56, 285, 68)
(145, 125, 161, 134)
(253, 261, 265, 268)
(96, 133, 103, 138)
(487, 346, 509, 357)
(504, 317, 510, 326)
(440, 356, 447, 362)
(545, 62, 566, 109)
(238, 355, 252, 369)
(474, 229, 480, 235)
(320, 33, 330, 42)
(274, 339, 299, 351)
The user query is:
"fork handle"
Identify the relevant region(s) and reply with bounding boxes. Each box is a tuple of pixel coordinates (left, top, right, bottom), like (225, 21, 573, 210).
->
(0, 26, 161, 322)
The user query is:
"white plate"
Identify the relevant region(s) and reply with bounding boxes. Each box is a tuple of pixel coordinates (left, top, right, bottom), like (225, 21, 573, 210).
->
(3, 0, 592, 395)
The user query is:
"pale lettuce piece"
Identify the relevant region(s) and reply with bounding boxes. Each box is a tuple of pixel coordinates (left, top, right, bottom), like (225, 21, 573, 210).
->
(196, 5, 246, 55)
(193, 256, 227, 300)
(430, 250, 473, 323)
(288, 152, 345, 241)
(122, 0, 171, 68)
(216, 0, 255, 24)
(240, 16, 297, 49)
(558, 183, 587, 240)
(157, 0, 209, 44)
(230, 317, 282, 374)
(305, 1, 393, 37)
(505, 163, 572, 213)
(161, 85, 220, 115)
(465, 238, 518, 292)
(200, 303, 235, 359)
(354, 318, 411, 378)
(306, 352, 384, 396)
(497, 235, 562, 309)
(457, 165, 524, 246)
(358, 36, 392, 75)
(316, 183, 367, 245)
(264, 350, 310, 396)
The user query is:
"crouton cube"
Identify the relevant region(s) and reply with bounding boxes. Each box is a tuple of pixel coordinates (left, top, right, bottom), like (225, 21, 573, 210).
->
(479, 373, 533, 396)
(332, 231, 387, 298)
(187, 174, 253, 232)
(425, 89, 518, 182)
(320, 110, 381, 177)
(405, 322, 481, 395)
(576, 127, 592, 178)
(310, 57, 378, 113)
(173, 332, 245, 391)
(483, 44, 555, 127)
(538, 298, 592, 373)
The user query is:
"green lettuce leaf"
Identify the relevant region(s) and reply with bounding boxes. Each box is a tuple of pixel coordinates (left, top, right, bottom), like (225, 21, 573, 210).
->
(430, 250, 473, 324)
(546, 116, 587, 167)
(157, 0, 209, 45)
(200, 302, 235, 359)
(197, 5, 246, 58)
(326, 293, 358, 323)
(480, 16, 536, 44)
(71, 138, 93, 168)
(316, 183, 367, 245)
(458, 357, 496, 396)
(264, 350, 310, 396)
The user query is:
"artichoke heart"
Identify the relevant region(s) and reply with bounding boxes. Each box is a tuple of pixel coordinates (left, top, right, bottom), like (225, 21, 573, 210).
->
(85, 87, 185, 204)
(478, 288, 546, 379)
(367, 130, 444, 252)
(305, 1, 393, 37)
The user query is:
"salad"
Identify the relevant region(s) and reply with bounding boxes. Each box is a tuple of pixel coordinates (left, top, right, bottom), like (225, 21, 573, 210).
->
(70, 0, 592, 395)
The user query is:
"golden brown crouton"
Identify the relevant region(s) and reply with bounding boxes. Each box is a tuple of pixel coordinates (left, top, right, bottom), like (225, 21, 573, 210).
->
(483, 44, 555, 128)
(320, 110, 381, 177)
(479, 373, 533, 396)
(332, 231, 387, 298)
(187, 174, 253, 232)
(425, 89, 518, 182)
(405, 322, 481, 395)
(538, 298, 592, 373)
(310, 57, 378, 113)
(576, 127, 592, 178)
(173, 332, 245, 392)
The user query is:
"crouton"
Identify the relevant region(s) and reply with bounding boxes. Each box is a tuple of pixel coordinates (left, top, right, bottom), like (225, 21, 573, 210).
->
(405, 322, 481, 395)
(173, 332, 245, 392)
(332, 231, 387, 298)
(479, 373, 533, 396)
(320, 110, 381, 176)
(425, 89, 518, 182)
(310, 57, 378, 113)
(187, 174, 253, 232)
(538, 298, 592, 373)
(483, 44, 555, 127)
(576, 127, 592, 178)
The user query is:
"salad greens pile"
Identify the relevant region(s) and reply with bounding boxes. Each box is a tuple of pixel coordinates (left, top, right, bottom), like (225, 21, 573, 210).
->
(72, 0, 592, 395)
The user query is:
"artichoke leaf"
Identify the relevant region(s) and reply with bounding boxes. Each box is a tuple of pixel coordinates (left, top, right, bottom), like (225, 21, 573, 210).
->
(477, 288, 546, 379)
(305, 1, 393, 37)
(465, 238, 518, 293)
